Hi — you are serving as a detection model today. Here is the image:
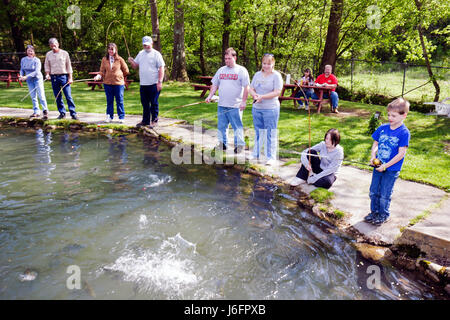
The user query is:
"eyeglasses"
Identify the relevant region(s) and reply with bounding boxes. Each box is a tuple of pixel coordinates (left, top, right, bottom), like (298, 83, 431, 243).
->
(263, 53, 274, 57)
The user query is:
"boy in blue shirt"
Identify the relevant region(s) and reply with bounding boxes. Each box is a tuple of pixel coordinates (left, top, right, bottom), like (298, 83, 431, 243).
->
(364, 98, 411, 225)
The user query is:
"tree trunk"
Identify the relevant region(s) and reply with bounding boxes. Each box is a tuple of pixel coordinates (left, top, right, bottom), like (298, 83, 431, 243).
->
(221, 0, 232, 65)
(239, 24, 249, 68)
(3, 0, 25, 53)
(253, 26, 259, 70)
(150, 0, 161, 52)
(414, 0, 440, 102)
(199, 17, 207, 75)
(170, 0, 189, 81)
(319, 0, 343, 74)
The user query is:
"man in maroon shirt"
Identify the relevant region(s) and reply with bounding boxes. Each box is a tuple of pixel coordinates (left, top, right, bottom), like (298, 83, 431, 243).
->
(311, 64, 339, 113)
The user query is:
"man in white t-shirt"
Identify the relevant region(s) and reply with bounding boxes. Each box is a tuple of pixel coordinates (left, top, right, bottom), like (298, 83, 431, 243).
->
(205, 47, 249, 153)
(128, 36, 165, 128)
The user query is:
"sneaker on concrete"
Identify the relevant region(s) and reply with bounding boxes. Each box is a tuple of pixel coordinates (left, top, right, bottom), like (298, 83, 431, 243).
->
(71, 114, 79, 121)
(363, 212, 377, 223)
(42, 110, 48, 120)
(266, 159, 278, 166)
(29, 113, 39, 118)
(371, 215, 390, 226)
(290, 177, 306, 186)
(234, 145, 244, 154)
(57, 113, 66, 120)
(216, 143, 227, 150)
(105, 116, 112, 123)
(118, 119, 124, 124)
(247, 154, 257, 160)
(136, 122, 149, 128)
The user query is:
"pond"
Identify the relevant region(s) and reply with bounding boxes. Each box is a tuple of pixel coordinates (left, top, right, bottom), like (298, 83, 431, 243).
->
(0, 126, 440, 300)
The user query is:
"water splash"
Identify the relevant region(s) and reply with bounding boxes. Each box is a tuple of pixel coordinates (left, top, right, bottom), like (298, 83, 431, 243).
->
(104, 233, 199, 298)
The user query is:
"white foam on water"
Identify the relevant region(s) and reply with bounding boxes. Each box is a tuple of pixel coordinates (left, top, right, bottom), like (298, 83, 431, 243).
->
(145, 174, 172, 188)
(104, 233, 200, 298)
(139, 214, 148, 228)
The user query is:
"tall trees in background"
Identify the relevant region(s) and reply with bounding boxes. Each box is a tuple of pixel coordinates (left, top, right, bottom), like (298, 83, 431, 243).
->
(170, 0, 188, 81)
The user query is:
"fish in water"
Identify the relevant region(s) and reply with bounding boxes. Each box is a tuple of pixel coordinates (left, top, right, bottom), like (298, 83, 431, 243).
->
(82, 280, 96, 298)
(19, 269, 38, 282)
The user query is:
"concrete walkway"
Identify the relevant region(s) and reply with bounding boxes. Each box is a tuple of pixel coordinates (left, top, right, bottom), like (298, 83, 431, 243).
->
(1, 106, 448, 266)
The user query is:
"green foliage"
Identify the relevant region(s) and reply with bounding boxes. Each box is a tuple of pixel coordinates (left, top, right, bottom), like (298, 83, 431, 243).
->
(310, 188, 334, 203)
(366, 112, 382, 135)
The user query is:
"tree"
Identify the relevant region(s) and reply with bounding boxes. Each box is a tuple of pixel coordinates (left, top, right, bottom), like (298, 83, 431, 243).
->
(319, 0, 343, 74)
(170, 0, 189, 81)
(150, 0, 161, 51)
(2, 0, 25, 53)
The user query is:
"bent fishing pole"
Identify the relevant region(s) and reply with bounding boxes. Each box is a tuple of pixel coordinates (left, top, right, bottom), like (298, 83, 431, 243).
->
(54, 78, 94, 101)
(279, 149, 380, 168)
(20, 79, 48, 102)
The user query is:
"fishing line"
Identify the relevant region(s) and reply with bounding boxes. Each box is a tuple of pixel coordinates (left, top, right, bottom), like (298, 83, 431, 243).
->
(279, 149, 376, 167)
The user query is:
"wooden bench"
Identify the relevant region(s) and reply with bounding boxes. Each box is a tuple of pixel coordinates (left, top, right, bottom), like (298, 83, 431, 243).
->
(192, 84, 212, 98)
(0, 69, 23, 88)
(278, 84, 333, 113)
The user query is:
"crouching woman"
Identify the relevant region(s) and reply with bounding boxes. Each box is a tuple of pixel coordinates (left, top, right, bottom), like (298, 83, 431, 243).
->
(290, 128, 343, 189)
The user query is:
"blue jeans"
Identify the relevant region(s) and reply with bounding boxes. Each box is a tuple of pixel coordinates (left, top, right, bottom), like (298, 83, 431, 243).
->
(252, 107, 279, 160)
(140, 84, 160, 124)
(369, 169, 400, 218)
(104, 84, 125, 119)
(311, 90, 339, 110)
(27, 78, 48, 113)
(51, 74, 76, 116)
(294, 89, 313, 106)
(217, 106, 245, 147)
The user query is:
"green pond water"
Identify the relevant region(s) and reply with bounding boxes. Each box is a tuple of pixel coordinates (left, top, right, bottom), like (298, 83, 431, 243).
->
(0, 126, 441, 299)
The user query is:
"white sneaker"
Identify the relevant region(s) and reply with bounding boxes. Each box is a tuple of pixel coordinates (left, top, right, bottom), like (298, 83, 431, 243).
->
(247, 154, 257, 160)
(119, 119, 124, 124)
(290, 177, 306, 186)
(266, 159, 278, 166)
(105, 116, 112, 123)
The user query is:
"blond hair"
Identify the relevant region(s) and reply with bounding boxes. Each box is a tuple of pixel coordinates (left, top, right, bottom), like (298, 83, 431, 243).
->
(387, 98, 410, 114)
(261, 54, 275, 72)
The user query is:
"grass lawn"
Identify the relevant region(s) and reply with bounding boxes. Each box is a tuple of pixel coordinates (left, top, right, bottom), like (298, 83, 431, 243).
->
(1, 80, 449, 191)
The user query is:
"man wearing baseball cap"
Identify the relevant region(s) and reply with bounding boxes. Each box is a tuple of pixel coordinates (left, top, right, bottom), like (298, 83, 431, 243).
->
(128, 36, 165, 128)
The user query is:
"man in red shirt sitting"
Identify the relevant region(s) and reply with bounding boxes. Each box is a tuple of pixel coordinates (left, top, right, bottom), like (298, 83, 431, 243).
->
(311, 64, 339, 113)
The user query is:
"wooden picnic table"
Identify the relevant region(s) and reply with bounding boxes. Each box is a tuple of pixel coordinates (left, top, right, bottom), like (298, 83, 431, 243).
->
(0, 69, 23, 88)
(86, 71, 133, 90)
(278, 83, 334, 113)
(192, 75, 213, 97)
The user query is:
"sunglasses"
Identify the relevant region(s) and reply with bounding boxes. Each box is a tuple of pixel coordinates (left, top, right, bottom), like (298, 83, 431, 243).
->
(263, 53, 274, 57)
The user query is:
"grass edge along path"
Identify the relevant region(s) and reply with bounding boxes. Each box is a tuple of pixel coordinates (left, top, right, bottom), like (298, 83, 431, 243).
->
(0, 80, 448, 191)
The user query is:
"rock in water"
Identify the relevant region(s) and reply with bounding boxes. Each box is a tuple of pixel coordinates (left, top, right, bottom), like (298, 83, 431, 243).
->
(353, 243, 391, 264)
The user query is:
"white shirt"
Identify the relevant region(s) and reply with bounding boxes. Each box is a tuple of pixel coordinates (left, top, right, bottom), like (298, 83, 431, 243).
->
(134, 49, 165, 85)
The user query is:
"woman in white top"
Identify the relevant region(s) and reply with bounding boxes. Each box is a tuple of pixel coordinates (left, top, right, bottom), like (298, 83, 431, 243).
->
(248, 53, 283, 165)
(290, 128, 344, 189)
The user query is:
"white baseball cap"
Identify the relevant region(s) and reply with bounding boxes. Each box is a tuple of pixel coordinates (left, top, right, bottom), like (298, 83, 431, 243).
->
(142, 36, 153, 45)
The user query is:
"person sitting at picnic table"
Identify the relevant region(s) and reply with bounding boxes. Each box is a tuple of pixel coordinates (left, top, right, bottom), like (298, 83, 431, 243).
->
(311, 64, 339, 113)
(290, 128, 343, 189)
(248, 53, 283, 165)
(294, 68, 314, 110)
(19, 45, 49, 120)
(94, 43, 129, 124)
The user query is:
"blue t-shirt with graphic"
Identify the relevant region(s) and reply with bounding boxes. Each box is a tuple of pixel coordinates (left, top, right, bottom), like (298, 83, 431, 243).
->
(372, 123, 410, 171)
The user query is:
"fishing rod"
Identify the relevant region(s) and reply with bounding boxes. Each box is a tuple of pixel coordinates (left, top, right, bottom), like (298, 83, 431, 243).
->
(279, 149, 380, 167)
(54, 78, 94, 102)
(20, 79, 48, 101)
(106, 20, 131, 58)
